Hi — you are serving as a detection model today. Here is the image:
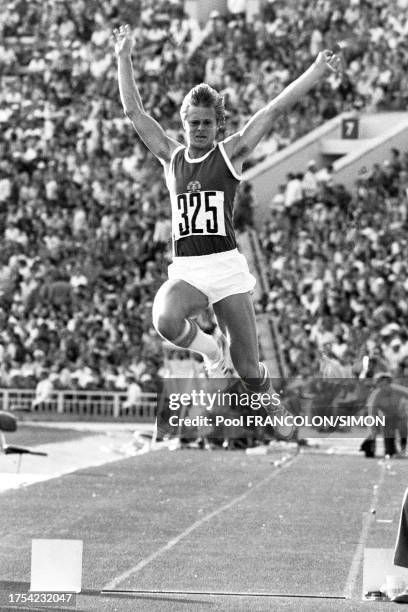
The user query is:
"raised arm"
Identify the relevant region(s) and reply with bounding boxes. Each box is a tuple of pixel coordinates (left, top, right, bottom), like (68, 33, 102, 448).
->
(223, 50, 342, 170)
(113, 24, 180, 164)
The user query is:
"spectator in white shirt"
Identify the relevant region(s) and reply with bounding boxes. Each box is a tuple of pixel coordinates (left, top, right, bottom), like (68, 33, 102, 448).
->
(302, 160, 319, 201)
(32, 370, 54, 408)
(122, 373, 142, 413)
(316, 163, 334, 187)
(284, 172, 303, 210)
(0, 175, 11, 202)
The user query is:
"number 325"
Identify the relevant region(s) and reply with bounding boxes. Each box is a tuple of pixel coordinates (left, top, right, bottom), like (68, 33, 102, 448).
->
(177, 191, 220, 236)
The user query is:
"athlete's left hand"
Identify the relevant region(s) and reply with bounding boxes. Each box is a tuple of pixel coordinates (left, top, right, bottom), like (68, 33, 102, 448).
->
(315, 48, 343, 74)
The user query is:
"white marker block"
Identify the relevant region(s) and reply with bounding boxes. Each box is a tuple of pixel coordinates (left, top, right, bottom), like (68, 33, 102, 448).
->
(30, 539, 83, 593)
(363, 548, 408, 599)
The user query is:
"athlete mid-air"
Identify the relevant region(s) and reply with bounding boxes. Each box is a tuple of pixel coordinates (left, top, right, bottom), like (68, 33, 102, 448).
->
(114, 23, 342, 414)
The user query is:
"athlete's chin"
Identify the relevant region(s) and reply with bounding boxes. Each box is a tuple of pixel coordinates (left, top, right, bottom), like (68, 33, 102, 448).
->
(193, 136, 210, 146)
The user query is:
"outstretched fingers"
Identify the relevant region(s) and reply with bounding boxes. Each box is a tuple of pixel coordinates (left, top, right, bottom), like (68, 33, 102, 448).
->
(322, 48, 343, 74)
(112, 23, 133, 54)
(112, 24, 130, 41)
(328, 54, 342, 74)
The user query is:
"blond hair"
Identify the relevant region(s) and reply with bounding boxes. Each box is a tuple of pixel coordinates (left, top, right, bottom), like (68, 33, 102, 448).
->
(180, 83, 225, 127)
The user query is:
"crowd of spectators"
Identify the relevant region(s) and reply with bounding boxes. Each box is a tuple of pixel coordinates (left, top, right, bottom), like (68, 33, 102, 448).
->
(0, 0, 408, 390)
(259, 147, 408, 378)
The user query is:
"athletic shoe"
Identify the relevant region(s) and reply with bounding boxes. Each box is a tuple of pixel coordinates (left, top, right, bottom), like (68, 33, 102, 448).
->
(259, 363, 296, 440)
(203, 333, 232, 379)
(364, 591, 389, 601)
(392, 588, 408, 603)
(258, 363, 283, 416)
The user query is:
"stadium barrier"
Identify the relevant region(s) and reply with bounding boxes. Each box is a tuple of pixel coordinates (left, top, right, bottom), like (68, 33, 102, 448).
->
(0, 388, 157, 422)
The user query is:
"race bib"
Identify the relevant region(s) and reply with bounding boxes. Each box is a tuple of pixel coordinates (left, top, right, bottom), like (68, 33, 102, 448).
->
(173, 190, 226, 240)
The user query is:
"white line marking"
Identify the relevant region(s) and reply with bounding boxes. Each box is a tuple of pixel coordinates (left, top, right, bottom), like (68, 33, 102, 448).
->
(103, 453, 299, 590)
(102, 588, 345, 599)
(343, 462, 386, 600)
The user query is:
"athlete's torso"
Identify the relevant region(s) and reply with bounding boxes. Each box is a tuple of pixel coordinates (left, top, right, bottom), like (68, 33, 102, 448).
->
(166, 142, 241, 257)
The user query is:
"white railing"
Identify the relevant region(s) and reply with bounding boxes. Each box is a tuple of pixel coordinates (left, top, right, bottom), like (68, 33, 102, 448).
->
(0, 388, 157, 421)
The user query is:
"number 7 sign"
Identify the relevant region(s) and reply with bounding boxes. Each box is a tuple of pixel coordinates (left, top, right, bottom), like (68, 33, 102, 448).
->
(341, 117, 359, 139)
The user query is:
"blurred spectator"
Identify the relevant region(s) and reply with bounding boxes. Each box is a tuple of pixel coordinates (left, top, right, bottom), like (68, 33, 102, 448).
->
(122, 372, 143, 412)
(302, 160, 319, 202)
(234, 182, 255, 232)
(366, 373, 408, 457)
(32, 369, 54, 408)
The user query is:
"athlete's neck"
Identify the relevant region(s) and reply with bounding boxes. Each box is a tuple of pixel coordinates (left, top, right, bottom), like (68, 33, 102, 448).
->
(187, 143, 215, 159)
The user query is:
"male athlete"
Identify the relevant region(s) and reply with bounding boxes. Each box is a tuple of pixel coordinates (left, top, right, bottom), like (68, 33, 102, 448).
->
(114, 23, 341, 411)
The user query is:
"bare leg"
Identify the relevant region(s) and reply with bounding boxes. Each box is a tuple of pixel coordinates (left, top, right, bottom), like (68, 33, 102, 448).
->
(214, 292, 295, 439)
(213, 292, 260, 379)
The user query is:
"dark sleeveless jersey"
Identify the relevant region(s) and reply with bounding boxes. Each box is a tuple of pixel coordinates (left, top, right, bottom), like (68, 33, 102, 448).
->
(166, 142, 241, 257)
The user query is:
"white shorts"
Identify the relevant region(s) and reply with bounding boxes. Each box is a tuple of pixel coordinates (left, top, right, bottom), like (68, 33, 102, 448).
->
(168, 248, 256, 305)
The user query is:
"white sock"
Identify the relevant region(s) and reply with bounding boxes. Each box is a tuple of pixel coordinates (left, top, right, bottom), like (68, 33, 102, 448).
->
(173, 320, 220, 361)
(189, 327, 220, 361)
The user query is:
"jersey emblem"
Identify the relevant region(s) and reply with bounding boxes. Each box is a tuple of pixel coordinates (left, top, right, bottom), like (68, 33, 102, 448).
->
(187, 180, 201, 192)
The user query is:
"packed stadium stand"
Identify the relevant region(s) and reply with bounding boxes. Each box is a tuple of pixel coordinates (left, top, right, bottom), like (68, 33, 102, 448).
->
(1, 0, 408, 395)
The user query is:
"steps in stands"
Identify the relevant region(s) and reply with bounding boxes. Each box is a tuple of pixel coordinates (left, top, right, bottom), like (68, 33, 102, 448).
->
(256, 314, 287, 379)
(238, 230, 287, 379)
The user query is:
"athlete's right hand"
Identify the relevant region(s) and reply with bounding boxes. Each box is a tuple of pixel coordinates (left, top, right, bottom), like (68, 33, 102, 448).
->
(112, 24, 133, 57)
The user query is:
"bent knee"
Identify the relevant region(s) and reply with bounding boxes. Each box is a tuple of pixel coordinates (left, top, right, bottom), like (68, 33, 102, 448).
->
(153, 312, 184, 342)
(152, 281, 205, 341)
(152, 293, 185, 341)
